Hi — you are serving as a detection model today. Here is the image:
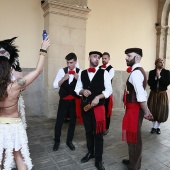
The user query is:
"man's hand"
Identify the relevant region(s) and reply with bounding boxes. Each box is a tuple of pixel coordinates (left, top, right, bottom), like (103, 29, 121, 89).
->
(144, 110, 153, 120)
(58, 74, 69, 87)
(63, 74, 69, 81)
(91, 96, 99, 107)
(74, 73, 79, 80)
(82, 89, 91, 97)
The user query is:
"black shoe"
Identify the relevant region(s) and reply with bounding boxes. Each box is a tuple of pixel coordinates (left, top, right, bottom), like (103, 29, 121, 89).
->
(66, 141, 75, 150)
(53, 142, 60, 151)
(81, 152, 94, 163)
(95, 161, 105, 170)
(150, 128, 156, 134)
(156, 128, 161, 135)
(122, 159, 130, 166)
(103, 129, 109, 136)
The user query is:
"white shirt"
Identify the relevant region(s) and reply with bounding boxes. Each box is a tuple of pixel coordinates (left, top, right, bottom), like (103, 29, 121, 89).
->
(53, 67, 81, 89)
(128, 63, 147, 102)
(101, 63, 114, 80)
(74, 66, 112, 98)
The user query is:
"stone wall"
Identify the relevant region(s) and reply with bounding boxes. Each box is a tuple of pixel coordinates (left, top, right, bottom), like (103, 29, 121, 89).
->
(22, 68, 44, 115)
(22, 69, 170, 117)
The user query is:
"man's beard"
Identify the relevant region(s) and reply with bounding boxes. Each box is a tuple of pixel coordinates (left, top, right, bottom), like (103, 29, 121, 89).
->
(126, 57, 135, 66)
(90, 60, 98, 67)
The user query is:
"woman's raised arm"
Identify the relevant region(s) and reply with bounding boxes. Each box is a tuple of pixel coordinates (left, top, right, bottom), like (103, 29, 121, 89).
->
(14, 37, 50, 90)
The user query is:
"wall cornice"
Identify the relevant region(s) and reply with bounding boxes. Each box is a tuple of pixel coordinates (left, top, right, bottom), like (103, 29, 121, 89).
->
(41, 0, 91, 20)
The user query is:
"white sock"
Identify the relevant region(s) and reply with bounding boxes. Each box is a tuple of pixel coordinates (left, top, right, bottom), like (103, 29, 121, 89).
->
(157, 122, 161, 129)
(153, 121, 157, 129)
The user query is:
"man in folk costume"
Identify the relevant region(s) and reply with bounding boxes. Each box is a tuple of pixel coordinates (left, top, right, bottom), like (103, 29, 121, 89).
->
(99, 52, 114, 135)
(122, 48, 153, 170)
(147, 58, 170, 134)
(75, 51, 112, 170)
(53, 53, 82, 151)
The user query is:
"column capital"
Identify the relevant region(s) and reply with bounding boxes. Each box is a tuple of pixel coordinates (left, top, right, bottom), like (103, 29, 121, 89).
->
(155, 25, 169, 35)
(41, 0, 91, 20)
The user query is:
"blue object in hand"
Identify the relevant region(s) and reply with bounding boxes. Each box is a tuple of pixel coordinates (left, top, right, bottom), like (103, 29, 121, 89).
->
(42, 30, 47, 40)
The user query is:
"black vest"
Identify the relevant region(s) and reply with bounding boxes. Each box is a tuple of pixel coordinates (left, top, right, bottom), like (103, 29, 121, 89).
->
(99, 65, 113, 83)
(126, 67, 147, 103)
(81, 69, 105, 105)
(59, 67, 80, 98)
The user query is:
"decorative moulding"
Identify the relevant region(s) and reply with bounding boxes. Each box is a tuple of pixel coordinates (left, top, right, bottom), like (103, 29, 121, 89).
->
(41, 0, 91, 20)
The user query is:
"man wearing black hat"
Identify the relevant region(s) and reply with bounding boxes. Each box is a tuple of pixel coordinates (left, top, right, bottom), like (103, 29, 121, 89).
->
(53, 53, 82, 151)
(99, 52, 114, 135)
(122, 48, 153, 170)
(75, 51, 112, 170)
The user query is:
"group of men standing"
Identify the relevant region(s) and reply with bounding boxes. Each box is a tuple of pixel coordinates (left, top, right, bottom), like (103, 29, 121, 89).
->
(52, 48, 170, 170)
(53, 51, 114, 170)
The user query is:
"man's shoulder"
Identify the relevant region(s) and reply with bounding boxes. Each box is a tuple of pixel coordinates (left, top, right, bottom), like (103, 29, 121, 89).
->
(149, 69, 156, 73)
(163, 68, 170, 72)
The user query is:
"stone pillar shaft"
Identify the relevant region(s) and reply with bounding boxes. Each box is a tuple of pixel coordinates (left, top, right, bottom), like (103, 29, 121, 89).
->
(41, 0, 90, 118)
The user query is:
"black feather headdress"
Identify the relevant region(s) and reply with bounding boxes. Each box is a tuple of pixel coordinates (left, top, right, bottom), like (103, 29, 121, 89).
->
(0, 37, 22, 71)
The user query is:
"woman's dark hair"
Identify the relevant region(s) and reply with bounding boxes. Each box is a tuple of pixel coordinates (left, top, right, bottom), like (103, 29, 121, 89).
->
(0, 57, 12, 101)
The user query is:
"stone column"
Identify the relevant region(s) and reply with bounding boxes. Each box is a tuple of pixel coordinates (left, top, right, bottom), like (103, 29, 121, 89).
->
(41, 0, 90, 118)
(155, 25, 169, 59)
(165, 27, 170, 69)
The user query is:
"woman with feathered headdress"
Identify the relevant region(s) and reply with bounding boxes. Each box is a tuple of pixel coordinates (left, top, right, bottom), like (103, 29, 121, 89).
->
(0, 37, 50, 170)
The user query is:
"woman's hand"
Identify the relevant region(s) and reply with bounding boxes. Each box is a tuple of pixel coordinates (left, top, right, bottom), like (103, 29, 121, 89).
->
(41, 36, 50, 51)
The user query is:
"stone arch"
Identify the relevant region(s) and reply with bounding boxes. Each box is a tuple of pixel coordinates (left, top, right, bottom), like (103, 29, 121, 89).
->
(156, 0, 170, 69)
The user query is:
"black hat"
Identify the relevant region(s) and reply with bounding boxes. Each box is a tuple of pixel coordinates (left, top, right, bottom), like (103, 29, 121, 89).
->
(65, 52, 77, 61)
(125, 48, 143, 57)
(89, 51, 102, 58)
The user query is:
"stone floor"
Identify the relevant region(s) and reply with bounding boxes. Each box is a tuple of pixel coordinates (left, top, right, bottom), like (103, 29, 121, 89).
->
(26, 109, 170, 170)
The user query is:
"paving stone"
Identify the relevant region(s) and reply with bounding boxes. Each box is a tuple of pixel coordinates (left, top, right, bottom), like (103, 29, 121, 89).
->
(24, 109, 170, 170)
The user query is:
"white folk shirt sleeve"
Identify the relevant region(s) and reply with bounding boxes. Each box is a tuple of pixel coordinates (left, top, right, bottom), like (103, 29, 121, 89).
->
(53, 69, 65, 89)
(102, 70, 113, 98)
(75, 68, 112, 97)
(74, 72, 83, 95)
(53, 68, 78, 89)
(109, 67, 115, 80)
(129, 70, 147, 102)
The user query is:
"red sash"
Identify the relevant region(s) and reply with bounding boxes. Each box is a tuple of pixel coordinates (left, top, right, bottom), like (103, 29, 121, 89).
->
(108, 94, 114, 117)
(93, 105, 106, 134)
(122, 103, 141, 143)
(62, 95, 83, 124)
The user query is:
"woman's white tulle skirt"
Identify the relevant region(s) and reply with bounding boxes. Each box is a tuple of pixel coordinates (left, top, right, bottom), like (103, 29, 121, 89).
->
(0, 121, 33, 170)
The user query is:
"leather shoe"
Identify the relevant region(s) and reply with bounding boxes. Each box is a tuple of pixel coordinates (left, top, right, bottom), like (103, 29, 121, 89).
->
(95, 161, 105, 170)
(66, 141, 75, 150)
(156, 128, 161, 135)
(122, 159, 130, 166)
(53, 142, 60, 151)
(150, 128, 156, 134)
(81, 152, 94, 163)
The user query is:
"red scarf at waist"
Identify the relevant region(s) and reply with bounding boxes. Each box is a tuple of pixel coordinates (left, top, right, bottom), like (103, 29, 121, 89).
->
(93, 105, 106, 134)
(107, 94, 114, 117)
(122, 103, 141, 143)
(62, 95, 83, 124)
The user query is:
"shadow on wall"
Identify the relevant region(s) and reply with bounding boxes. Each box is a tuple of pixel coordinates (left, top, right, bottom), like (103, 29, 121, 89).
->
(22, 68, 44, 116)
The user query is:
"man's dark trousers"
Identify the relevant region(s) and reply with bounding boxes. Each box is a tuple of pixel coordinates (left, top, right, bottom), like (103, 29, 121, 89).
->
(54, 99, 76, 143)
(104, 98, 111, 130)
(82, 109, 103, 162)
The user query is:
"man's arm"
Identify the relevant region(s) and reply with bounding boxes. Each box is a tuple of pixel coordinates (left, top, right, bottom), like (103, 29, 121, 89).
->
(140, 102, 153, 120)
(91, 70, 112, 107)
(130, 70, 153, 120)
(109, 67, 114, 79)
(53, 69, 68, 88)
